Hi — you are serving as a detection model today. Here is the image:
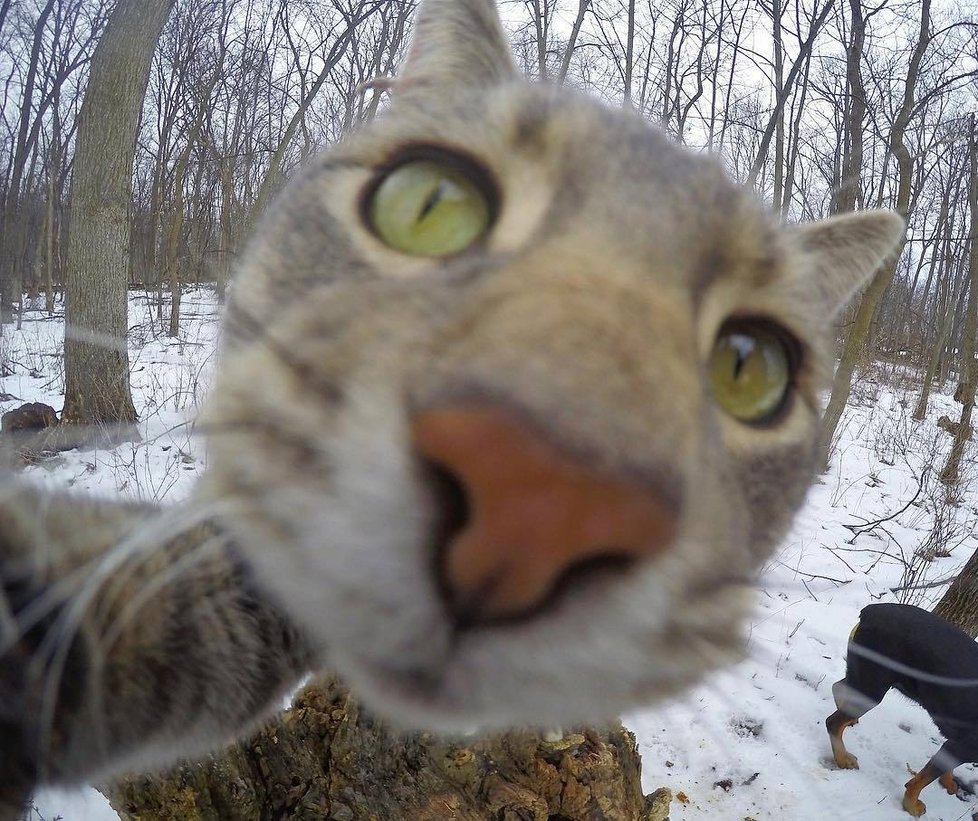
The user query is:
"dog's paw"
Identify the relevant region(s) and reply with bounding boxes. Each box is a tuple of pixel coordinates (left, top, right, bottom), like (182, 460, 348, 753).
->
(902, 795, 926, 817)
(834, 751, 859, 770)
(938, 772, 958, 795)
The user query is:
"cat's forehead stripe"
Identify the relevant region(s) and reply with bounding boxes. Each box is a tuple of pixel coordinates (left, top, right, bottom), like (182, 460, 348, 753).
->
(511, 99, 552, 151)
(312, 156, 371, 174)
(691, 214, 784, 304)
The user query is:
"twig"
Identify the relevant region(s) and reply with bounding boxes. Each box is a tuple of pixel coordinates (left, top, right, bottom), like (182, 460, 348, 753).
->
(819, 543, 857, 574)
(791, 569, 850, 585)
(890, 574, 958, 594)
(844, 467, 929, 543)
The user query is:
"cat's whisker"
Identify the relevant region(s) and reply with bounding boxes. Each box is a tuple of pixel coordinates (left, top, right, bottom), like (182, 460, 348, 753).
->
(63, 324, 129, 354)
(8, 499, 234, 654)
(84, 530, 235, 765)
(100, 530, 231, 654)
(847, 641, 978, 688)
(31, 500, 242, 775)
(3, 562, 95, 655)
(746, 617, 978, 691)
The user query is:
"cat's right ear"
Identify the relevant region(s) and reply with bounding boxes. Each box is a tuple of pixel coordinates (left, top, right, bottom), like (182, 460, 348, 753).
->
(393, 0, 517, 100)
(795, 210, 904, 318)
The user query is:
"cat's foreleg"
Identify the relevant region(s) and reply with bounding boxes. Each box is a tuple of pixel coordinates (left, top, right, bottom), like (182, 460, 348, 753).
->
(0, 484, 314, 811)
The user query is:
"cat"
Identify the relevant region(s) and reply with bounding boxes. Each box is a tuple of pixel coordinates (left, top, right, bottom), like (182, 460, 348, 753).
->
(0, 0, 903, 812)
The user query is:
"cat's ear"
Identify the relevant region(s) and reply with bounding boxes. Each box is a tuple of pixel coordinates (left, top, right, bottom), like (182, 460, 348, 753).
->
(795, 210, 904, 317)
(394, 0, 517, 99)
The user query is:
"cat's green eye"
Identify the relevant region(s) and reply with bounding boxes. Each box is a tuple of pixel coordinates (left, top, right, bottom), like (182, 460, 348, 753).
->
(370, 159, 491, 257)
(709, 326, 792, 424)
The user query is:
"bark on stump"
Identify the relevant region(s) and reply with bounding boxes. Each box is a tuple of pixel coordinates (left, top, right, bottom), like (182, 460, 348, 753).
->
(103, 678, 669, 820)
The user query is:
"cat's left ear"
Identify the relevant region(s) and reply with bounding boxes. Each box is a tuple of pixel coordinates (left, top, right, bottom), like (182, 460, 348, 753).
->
(393, 0, 517, 100)
(795, 210, 904, 317)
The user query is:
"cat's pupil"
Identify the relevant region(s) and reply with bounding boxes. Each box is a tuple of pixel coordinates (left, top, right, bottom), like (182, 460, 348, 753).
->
(418, 181, 448, 222)
(729, 334, 754, 380)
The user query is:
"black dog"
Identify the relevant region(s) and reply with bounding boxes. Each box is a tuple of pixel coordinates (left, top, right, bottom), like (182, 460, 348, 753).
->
(826, 603, 978, 816)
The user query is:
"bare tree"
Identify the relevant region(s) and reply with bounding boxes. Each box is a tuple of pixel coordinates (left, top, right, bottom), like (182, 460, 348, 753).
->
(913, 151, 969, 420)
(745, 0, 834, 190)
(555, 0, 591, 86)
(819, 0, 931, 461)
(0, 0, 56, 324)
(244, 1, 383, 237)
(938, 115, 978, 488)
(60, 0, 177, 436)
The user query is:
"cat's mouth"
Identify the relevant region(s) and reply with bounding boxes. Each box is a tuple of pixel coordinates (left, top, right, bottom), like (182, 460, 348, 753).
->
(358, 657, 453, 714)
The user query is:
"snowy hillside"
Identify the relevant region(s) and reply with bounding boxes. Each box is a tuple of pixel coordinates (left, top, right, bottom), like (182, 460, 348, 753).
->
(5, 291, 978, 821)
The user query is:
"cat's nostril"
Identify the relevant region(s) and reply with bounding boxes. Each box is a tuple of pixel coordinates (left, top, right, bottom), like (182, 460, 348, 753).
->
(422, 458, 471, 554)
(411, 405, 679, 628)
(547, 552, 638, 607)
(447, 550, 639, 630)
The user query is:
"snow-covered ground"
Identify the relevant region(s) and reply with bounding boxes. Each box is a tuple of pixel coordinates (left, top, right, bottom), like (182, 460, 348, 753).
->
(5, 291, 978, 820)
(630, 384, 978, 820)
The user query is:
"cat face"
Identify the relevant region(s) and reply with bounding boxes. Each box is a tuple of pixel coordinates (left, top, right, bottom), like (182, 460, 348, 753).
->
(199, 0, 902, 729)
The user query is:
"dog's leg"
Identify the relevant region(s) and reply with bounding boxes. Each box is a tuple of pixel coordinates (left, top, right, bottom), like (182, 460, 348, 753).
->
(827, 678, 878, 769)
(826, 709, 860, 769)
(904, 746, 962, 818)
(904, 761, 942, 817)
(938, 770, 957, 795)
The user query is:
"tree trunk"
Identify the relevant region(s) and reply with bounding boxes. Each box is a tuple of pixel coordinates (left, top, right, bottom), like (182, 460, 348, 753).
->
(830, 0, 867, 216)
(819, 0, 930, 462)
(61, 0, 176, 441)
(45, 114, 60, 316)
(771, 0, 785, 209)
(555, 0, 591, 87)
(529, 0, 548, 80)
(165, 174, 185, 339)
(147, 152, 166, 296)
(938, 115, 978, 488)
(820, 253, 898, 454)
(745, 0, 834, 189)
(0, 0, 57, 325)
(934, 545, 978, 639)
(914, 235, 967, 421)
(622, 0, 636, 106)
(103, 678, 670, 821)
(780, 49, 810, 214)
(216, 157, 235, 305)
(660, 11, 681, 131)
(912, 169, 962, 419)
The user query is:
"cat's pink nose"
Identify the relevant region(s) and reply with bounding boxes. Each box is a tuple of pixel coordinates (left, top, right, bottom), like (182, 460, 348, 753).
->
(411, 406, 678, 625)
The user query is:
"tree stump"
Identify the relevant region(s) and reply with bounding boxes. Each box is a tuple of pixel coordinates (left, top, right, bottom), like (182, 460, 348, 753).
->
(0, 403, 59, 434)
(103, 678, 669, 820)
(0, 402, 60, 465)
